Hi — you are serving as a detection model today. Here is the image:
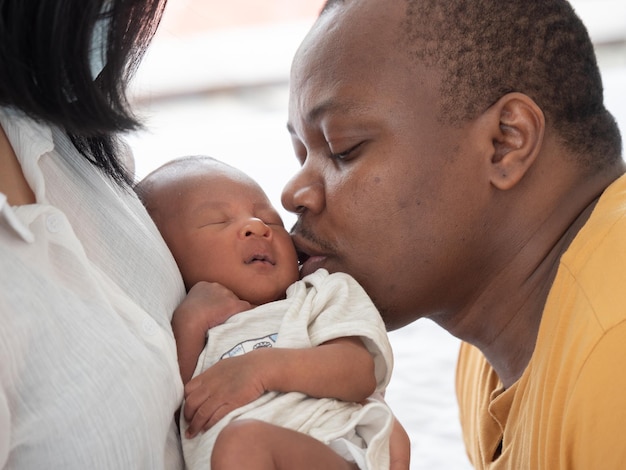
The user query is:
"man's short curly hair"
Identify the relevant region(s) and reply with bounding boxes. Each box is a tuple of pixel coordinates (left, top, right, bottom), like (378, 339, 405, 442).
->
(402, 0, 622, 171)
(321, 0, 623, 170)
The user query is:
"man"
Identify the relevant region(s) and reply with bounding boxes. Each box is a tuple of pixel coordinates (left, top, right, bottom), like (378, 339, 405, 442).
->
(281, 0, 626, 468)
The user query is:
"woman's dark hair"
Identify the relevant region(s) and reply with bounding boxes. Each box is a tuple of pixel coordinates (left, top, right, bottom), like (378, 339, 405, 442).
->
(0, 0, 167, 185)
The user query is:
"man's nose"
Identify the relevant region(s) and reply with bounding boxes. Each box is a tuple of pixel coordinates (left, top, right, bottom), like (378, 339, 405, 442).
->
(281, 166, 325, 215)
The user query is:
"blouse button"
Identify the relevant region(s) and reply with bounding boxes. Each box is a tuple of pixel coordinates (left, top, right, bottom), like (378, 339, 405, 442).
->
(142, 317, 157, 336)
(46, 214, 63, 233)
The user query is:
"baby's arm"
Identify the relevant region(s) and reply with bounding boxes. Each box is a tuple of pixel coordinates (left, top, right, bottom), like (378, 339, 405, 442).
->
(183, 336, 376, 436)
(172, 281, 251, 384)
(264, 336, 376, 400)
(389, 415, 411, 470)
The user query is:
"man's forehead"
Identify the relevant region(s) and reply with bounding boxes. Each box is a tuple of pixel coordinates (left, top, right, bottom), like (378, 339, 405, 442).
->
(320, 0, 404, 16)
(317, 0, 406, 26)
(296, 0, 406, 69)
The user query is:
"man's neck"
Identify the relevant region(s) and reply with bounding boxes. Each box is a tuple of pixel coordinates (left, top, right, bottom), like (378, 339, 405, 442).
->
(445, 167, 624, 388)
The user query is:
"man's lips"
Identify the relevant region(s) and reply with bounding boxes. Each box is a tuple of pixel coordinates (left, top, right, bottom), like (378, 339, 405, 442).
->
(292, 234, 320, 263)
(299, 253, 327, 277)
(296, 248, 310, 266)
(291, 233, 329, 275)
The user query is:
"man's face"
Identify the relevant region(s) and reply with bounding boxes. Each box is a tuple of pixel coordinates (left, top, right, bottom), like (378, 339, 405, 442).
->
(282, 0, 492, 329)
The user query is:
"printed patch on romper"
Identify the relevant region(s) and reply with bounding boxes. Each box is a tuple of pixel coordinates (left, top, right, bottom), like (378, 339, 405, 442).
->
(220, 333, 278, 359)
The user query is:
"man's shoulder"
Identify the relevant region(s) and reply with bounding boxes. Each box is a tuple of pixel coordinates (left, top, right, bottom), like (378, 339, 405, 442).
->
(559, 173, 626, 325)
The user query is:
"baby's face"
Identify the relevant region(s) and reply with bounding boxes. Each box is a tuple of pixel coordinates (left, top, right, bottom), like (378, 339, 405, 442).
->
(160, 165, 300, 305)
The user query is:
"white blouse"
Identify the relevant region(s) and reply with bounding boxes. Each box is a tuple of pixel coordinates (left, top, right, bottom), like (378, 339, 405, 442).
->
(0, 107, 186, 469)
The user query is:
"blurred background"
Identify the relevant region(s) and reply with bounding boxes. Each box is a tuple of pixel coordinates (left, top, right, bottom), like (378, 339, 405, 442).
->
(127, 1, 626, 468)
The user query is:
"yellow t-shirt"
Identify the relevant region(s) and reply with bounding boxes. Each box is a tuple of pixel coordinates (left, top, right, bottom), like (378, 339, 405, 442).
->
(456, 173, 626, 469)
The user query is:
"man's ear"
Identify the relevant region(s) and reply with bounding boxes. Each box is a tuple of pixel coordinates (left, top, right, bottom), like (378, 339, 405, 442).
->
(486, 92, 545, 191)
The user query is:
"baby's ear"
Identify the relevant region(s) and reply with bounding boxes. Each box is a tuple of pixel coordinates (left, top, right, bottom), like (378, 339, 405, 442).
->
(486, 92, 545, 190)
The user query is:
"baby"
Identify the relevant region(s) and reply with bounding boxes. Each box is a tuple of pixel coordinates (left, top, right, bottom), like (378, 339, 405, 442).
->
(136, 155, 409, 470)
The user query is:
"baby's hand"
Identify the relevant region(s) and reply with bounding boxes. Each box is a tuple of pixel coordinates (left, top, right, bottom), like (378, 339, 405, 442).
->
(172, 281, 251, 335)
(183, 349, 268, 437)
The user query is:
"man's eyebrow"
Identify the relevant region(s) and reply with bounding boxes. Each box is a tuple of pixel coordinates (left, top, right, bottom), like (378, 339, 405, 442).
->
(287, 99, 364, 134)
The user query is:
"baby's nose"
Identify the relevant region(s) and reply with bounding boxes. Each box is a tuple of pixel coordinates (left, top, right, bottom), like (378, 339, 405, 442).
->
(239, 218, 271, 238)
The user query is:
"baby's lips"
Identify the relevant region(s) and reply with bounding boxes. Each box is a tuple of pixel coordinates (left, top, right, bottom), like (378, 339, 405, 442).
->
(244, 252, 275, 265)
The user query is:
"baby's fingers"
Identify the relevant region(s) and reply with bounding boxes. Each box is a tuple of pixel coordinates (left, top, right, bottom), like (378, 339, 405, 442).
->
(182, 381, 207, 423)
(185, 400, 232, 438)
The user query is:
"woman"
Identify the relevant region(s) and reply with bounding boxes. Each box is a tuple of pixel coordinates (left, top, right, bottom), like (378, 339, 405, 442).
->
(0, 1, 186, 468)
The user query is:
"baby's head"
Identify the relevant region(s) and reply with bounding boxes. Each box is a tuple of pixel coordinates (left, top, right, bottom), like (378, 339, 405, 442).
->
(136, 156, 299, 305)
